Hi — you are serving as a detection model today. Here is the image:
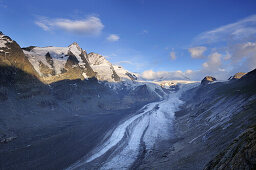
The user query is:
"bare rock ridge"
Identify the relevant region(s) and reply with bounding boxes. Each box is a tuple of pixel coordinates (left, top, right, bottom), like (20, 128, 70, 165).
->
(228, 72, 247, 80)
(201, 76, 216, 85)
(0, 32, 38, 78)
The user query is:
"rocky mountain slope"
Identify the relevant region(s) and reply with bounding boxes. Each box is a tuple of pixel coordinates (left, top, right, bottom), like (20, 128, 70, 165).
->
(0, 32, 38, 78)
(139, 69, 256, 169)
(228, 72, 247, 80)
(205, 125, 256, 170)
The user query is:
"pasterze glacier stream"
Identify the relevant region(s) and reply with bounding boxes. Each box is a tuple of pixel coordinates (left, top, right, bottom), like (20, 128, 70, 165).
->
(68, 84, 194, 169)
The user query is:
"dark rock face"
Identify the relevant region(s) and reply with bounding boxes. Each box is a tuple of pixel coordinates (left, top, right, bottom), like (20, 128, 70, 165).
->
(22, 46, 36, 52)
(111, 66, 121, 82)
(79, 49, 96, 78)
(201, 76, 217, 85)
(204, 126, 256, 170)
(125, 72, 137, 80)
(228, 72, 247, 80)
(241, 68, 256, 80)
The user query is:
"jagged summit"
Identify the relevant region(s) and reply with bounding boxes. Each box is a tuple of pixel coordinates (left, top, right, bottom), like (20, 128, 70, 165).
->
(68, 42, 83, 52)
(23, 43, 96, 83)
(86, 52, 120, 82)
(69, 42, 79, 46)
(228, 72, 247, 80)
(201, 76, 216, 85)
(0, 32, 38, 77)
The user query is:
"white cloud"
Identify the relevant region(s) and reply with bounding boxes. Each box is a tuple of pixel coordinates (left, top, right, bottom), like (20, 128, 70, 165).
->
(202, 52, 222, 70)
(35, 21, 49, 31)
(185, 69, 193, 74)
(170, 51, 176, 60)
(188, 46, 207, 58)
(107, 34, 120, 42)
(184, 52, 228, 80)
(35, 16, 104, 36)
(187, 15, 256, 80)
(142, 29, 148, 34)
(228, 41, 256, 71)
(195, 15, 256, 44)
(140, 70, 189, 81)
(224, 51, 231, 60)
(116, 61, 132, 65)
(202, 62, 208, 68)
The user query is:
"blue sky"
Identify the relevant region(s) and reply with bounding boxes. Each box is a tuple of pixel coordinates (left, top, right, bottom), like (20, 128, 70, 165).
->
(1, 0, 256, 80)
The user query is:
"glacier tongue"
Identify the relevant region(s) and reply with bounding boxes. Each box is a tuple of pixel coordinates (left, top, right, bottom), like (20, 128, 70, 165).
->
(67, 83, 197, 169)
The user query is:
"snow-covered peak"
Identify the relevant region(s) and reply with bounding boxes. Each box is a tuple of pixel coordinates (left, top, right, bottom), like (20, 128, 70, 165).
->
(23, 43, 95, 82)
(87, 52, 111, 66)
(113, 65, 137, 81)
(86, 52, 120, 82)
(68, 42, 87, 68)
(0, 33, 13, 48)
(86, 53, 137, 82)
(23, 43, 88, 76)
(68, 42, 83, 53)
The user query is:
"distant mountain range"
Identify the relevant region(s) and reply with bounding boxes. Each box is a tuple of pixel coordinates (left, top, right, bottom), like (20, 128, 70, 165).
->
(1, 31, 138, 84)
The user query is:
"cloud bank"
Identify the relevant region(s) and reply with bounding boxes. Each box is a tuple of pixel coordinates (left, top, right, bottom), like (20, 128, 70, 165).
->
(35, 16, 104, 36)
(140, 70, 189, 81)
(195, 15, 256, 44)
(188, 46, 207, 58)
(184, 14, 256, 80)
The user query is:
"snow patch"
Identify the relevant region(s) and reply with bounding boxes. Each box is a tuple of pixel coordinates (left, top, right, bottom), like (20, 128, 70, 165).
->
(0, 34, 13, 48)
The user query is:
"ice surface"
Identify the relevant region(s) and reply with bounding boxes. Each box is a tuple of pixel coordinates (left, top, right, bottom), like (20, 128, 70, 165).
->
(68, 83, 198, 169)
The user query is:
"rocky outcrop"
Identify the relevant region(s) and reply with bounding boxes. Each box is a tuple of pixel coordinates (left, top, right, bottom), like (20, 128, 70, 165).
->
(241, 68, 256, 80)
(0, 32, 38, 78)
(201, 76, 216, 85)
(204, 126, 256, 170)
(228, 72, 246, 80)
(125, 72, 137, 80)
